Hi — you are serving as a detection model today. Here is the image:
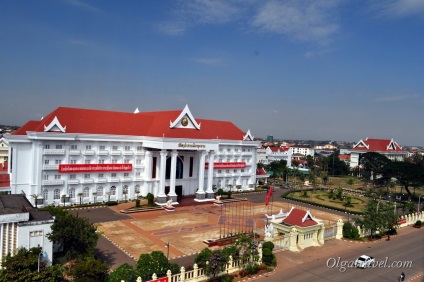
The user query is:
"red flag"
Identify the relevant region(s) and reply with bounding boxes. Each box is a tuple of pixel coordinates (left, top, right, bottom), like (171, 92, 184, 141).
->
(265, 186, 273, 206)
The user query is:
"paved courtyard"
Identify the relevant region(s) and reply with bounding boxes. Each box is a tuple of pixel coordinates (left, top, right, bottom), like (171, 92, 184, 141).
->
(87, 193, 344, 264)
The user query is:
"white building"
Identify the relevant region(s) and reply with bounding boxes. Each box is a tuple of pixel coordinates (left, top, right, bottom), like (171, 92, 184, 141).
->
(6, 105, 260, 206)
(0, 194, 54, 267)
(264, 146, 292, 167)
(349, 138, 407, 169)
(288, 145, 314, 157)
(0, 137, 8, 167)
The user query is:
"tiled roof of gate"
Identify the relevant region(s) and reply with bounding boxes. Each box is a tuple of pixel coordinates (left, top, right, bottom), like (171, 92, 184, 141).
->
(13, 107, 247, 140)
(282, 208, 318, 227)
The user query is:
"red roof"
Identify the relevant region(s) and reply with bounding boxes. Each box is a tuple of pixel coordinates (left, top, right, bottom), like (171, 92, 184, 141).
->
(351, 138, 404, 153)
(13, 107, 246, 140)
(256, 167, 268, 176)
(339, 154, 350, 160)
(283, 208, 318, 227)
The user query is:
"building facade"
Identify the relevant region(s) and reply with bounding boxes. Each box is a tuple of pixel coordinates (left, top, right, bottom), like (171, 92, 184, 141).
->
(349, 138, 407, 169)
(6, 105, 260, 206)
(0, 194, 54, 267)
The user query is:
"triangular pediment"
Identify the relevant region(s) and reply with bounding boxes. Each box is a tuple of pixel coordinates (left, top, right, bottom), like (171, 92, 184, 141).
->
(44, 116, 66, 133)
(387, 139, 400, 151)
(353, 139, 369, 149)
(170, 105, 201, 130)
(243, 129, 254, 141)
(302, 210, 316, 223)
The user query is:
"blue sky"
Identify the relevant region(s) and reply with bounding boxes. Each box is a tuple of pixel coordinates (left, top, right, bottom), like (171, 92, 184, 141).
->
(1, 0, 423, 146)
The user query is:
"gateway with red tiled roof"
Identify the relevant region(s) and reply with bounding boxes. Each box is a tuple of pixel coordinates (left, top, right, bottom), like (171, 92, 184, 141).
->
(6, 105, 260, 206)
(349, 138, 407, 168)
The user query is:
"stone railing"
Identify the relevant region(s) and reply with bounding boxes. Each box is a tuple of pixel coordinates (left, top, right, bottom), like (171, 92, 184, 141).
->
(118, 252, 263, 282)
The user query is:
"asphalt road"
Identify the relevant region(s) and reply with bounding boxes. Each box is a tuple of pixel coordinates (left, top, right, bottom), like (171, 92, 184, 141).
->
(262, 228, 424, 282)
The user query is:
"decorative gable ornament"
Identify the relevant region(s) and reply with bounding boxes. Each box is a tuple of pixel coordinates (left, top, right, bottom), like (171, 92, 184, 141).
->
(134, 107, 140, 114)
(44, 116, 66, 133)
(387, 139, 400, 150)
(169, 105, 201, 130)
(353, 139, 369, 149)
(301, 210, 316, 223)
(243, 129, 254, 141)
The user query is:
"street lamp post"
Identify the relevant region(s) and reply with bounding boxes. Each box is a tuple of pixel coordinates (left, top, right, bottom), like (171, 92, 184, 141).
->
(38, 251, 47, 273)
(165, 242, 170, 263)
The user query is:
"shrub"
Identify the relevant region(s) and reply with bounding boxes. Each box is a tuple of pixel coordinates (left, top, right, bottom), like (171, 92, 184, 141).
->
(135, 199, 141, 207)
(105, 201, 118, 206)
(414, 220, 422, 227)
(217, 188, 224, 195)
(343, 222, 353, 239)
(262, 241, 274, 251)
(262, 248, 273, 266)
(146, 193, 154, 206)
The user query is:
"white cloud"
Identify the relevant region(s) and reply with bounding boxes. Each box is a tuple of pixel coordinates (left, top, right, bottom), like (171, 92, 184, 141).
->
(156, 22, 186, 36)
(178, 0, 243, 24)
(370, 0, 424, 18)
(64, 0, 103, 14)
(191, 57, 225, 66)
(251, 0, 341, 44)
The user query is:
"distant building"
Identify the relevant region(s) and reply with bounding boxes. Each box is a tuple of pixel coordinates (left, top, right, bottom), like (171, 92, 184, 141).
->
(288, 144, 314, 157)
(265, 146, 292, 167)
(266, 135, 274, 142)
(0, 137, 8, 167)
(349, 138, 407, 169)
(0, 194, 54, 267)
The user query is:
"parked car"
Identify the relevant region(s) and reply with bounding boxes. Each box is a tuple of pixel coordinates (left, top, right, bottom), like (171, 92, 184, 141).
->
(355, 255, 375, 268)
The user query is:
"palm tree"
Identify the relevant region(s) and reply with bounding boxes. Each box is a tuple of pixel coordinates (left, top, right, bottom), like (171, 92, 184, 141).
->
(78, 193, 83, 205)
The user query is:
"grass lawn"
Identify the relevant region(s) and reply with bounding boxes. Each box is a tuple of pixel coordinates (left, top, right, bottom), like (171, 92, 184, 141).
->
(287, 189, 369, 213)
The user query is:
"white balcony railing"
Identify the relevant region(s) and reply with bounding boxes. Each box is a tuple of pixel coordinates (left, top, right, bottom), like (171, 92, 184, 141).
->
(121, 177, 132, 182)
(97, 150, 109, 156)
(108, 177, 120, 183)
(83, 150, 95, 156)
(69, 150, 80, 156)
(43, 149, 65, 155)
(134, 177, 144, 181)
(80, 178, 94, 184)
(135, 150, 145, 156)
(134, 163, 144, 168)
(67, 179, 80, 185)
(110, 150, 121, 156)
(95, 178, 107, 184)
(123, 150, 133, 156)
(43, 180, 64, 185)
(43, 165, 59, 170)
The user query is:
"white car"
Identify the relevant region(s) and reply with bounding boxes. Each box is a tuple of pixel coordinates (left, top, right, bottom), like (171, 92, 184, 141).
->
(355, 255, 375, 268)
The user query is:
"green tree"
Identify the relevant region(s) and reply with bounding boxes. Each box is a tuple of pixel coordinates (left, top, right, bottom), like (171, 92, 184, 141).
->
(194, 248, 213, 268)
(136, 251, 169, 281)
(107, 263, 139, 282)
(363, 198, 398, 239)
(234, 234, 260, 275)
(0, 247, 64, 282)
(46, 207, 99, 260)
(70, 256, 109, 282)
(204, 250, 228, 279)
(359, 152, 391, 183)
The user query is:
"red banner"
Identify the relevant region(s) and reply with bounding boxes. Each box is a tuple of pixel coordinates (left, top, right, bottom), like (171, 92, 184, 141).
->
(397, 218, 407, 225)
(265, 186, 273, 206)
(205, 162, 246, 169)
(59, 164, 132, 173)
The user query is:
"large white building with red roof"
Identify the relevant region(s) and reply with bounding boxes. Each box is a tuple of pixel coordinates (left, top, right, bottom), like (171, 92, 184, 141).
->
(349, 138, 408, 169)
(6, 105, 260, 206)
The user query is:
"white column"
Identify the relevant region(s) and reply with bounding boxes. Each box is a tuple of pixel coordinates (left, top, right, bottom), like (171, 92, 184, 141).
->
(144, 151, 152, 180)
(206, 150, 215, 197)
(168, 150, 178, 201)
(196, 151, 207, 200)
(157, 150, 167, 199)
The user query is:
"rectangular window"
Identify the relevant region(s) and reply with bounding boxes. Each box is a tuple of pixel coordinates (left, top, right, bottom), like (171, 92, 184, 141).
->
(111, 173, 116, 177)
(124, 159, 130, 164)
(85, 160, 91, 164)
(84, 174, 90, 179)
(226, 170, 230, 173)
(218, 170, 222, 173)
(55, 175, 61, 180)
(136, 159, 142, 164)
(98, 159, 104, 164)
(56, 145, 62, 149)
(85, 145, 91, 150)
(45, 145, 50, 149)
(44, 174, 49, 180)
(124, 173, 129, 177)
(124, 146, 130, 151)
(99, 145, 105, 150)
(112, 159, 117, 164)
(71, 145, 78, 150)
(98, 173, 103, 178)
(55, 160, 62, 164)
(136, 146, 142, 151)
(241, 169, 244, 172)
(44, 160, 49, 165)
(112, 146, 118, 150)
(70, 160, 77, 164)
(70, 174, 76, 179)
